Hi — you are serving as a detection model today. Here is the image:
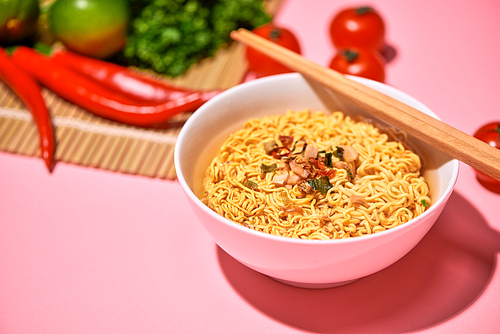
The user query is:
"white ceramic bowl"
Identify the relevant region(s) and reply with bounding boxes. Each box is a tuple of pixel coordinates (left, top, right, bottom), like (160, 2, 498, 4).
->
(174, 73, 459, 288)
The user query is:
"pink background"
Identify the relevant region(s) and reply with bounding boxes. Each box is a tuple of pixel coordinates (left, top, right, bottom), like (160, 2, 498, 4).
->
(1, 0, 500, 333)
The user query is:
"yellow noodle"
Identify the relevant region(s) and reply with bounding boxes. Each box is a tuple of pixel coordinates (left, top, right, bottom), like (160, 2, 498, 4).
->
(202, 110, 431, 240)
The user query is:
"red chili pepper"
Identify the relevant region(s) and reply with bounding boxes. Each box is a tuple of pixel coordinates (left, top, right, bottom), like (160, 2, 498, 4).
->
(309, 157, 327, 170)
(10, 47, 205, 127)
(50, 49, 221, 104)
(318, 169, 336, 178)
(0, 47, 54, 171)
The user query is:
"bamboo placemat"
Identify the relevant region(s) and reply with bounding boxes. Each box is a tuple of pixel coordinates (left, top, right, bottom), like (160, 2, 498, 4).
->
(0, 0, 283, 179)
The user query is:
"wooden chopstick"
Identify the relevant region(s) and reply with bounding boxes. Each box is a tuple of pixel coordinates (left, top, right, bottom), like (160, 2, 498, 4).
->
(230, 28, 500, 181)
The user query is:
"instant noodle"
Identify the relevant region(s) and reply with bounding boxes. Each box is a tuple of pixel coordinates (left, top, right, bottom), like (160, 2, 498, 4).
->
(202, 109, 430, 240)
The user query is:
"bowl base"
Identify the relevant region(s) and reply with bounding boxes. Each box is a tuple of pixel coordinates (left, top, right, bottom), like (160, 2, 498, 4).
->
(272, 277, 358, 289)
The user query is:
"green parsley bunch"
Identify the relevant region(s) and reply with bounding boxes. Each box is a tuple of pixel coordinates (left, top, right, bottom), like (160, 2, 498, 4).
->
(123, 0, 271, 77)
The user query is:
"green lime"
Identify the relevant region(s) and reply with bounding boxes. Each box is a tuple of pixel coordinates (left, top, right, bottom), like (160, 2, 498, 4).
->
(0, 0, 40, 43)
(48, 0, 129, 59)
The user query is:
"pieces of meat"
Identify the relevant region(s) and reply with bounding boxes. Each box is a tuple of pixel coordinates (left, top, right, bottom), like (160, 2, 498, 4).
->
(272, 173, 289, 186)
(289, 159, 309, 179)
(303, 145, 318, 159)
(339, 145, 359, 163)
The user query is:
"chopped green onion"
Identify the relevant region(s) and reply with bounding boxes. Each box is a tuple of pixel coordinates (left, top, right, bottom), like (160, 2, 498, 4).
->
(325, 152, 333, 168)
(307, 176, 332, 195)
(242, 179, 258, 189)
(334, 146, 345, 161)
(292, 141, 306, 155)
(261, 163, 277, 173)
(281, 191, 290, 203)
(421, 199, 428, 207)
(263, 140, 277, 155)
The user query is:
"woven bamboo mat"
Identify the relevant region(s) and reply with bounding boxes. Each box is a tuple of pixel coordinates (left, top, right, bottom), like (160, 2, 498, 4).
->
(0, 0, 283, 179)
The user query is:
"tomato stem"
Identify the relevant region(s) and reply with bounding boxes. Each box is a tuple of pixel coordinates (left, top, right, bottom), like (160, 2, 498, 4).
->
(269, 29, 281, 41)
(340, 50, 359, 62)
(356, 6, 373, 15)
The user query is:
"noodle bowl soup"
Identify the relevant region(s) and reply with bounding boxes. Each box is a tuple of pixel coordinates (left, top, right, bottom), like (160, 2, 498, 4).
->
(202, 109, 431, 240)
(203, 110, 431, 240)
(175, 73, 458, 288)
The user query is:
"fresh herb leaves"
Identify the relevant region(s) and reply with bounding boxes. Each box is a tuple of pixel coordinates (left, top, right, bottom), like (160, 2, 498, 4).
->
(307, 176, 332, 195)
(242, 179, 258, 189)
(124, 0, 271, 77)
(261, 163, 277, 173)
(334, 146, 345, 161)
(325, 152, 333, 168)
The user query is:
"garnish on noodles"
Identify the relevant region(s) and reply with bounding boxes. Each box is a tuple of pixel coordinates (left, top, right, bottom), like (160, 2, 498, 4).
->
(202, 109, 431, 240)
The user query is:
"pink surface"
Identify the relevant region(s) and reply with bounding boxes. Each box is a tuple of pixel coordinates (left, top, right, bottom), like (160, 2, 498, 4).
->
(1, 0, 499, 333)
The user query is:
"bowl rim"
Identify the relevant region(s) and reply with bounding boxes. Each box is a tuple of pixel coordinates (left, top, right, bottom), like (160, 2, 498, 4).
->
(174, 73, 460, 246)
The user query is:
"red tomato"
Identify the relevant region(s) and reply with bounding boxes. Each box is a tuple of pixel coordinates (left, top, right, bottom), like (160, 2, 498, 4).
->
(473, 122, 500, 194)
(329, 6, 385, 51)
(328, 48, 385, 82)
(245, 23, 301, 78)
